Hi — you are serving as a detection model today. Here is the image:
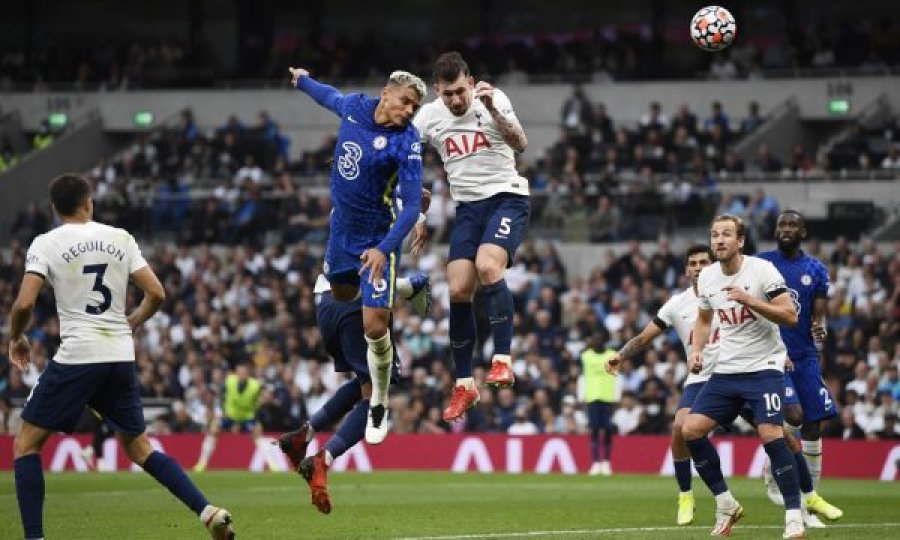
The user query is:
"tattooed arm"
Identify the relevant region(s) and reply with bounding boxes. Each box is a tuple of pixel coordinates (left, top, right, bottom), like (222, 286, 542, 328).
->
(604, 319, 666, 375)
(474, 81, 528, 152)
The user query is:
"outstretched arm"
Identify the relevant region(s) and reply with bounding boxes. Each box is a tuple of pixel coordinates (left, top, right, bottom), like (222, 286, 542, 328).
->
(289, 67, 346, 117)
(606, 320, 665, 375)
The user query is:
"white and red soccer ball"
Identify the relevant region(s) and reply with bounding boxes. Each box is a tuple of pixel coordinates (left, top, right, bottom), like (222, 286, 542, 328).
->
(690, 6, 737, 52)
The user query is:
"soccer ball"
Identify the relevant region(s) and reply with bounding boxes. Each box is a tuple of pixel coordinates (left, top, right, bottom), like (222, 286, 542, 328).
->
(690, 6, 736, 52)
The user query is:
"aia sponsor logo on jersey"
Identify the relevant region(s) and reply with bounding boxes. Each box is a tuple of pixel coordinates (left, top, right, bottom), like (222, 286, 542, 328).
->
(716, 306, 758, 326)
(445, 132, 491, 158)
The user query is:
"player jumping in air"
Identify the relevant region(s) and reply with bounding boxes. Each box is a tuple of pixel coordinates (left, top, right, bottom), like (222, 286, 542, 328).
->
(757, 210, 843, 523)
(412, 52, 530, 422)
(682, 214, 804, 538)
(9, 173, 234, 539)
(289, 66, 426, 444)
(276, 270, 428, 514)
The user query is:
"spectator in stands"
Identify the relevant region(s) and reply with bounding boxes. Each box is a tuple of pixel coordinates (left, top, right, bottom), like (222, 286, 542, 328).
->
(750, 143, 782, 173)
(591, 103, 615, 144)
(702, 101, 730, 133)
(588, 196, 621, 242)
(670, 105, 698, 139)
(741, 101, 764, 134)
(561, 84, 594, 135)
(708, 53, 738, 80)
(639, 102, 669, 133)
(10, 202, 49, 245)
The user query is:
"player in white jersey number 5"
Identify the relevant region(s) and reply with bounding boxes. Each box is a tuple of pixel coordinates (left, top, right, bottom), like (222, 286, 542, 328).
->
(412, 52, 530, 422)
(681, 214, 805, 539)
(9, 174, 234, 539)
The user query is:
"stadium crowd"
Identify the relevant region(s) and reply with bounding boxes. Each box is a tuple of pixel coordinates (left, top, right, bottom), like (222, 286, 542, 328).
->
(1, 224, 897, 440)
(3, 12, 900, 90)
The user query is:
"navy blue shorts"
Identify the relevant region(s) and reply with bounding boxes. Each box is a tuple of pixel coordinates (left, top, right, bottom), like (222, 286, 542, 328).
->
(587, 401, 615, 430)
(219, 417, 257, 433)
(316, 292, 400, 382)
(677, 382, 705, 410)
(325, 240, 402, 310)
(21, 360, 145, 435)
(784, 355, 838, 422)
(448, 193, 530, 265)
(690, 370, 786, 426)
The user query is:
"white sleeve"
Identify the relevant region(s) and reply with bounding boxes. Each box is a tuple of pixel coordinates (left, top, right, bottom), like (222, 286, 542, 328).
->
(655, 298, 675, 328)
(411, 106, 430, 145)
(696, 272, 712, 311)
(25, 236, 50, 278)
(493, 89, 518, 122)
(761, 260, 788, 298)
(127, 233, 149, 274)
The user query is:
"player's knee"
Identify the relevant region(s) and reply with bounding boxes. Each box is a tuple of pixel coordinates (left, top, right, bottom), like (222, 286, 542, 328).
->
(364, 321, 388, 341)
(448, 281, 475, 303)
(784, 405, 803, 428)
(757, 422, 783, 444)
(362, 309, 390, 339)
(13, 432, 40, 458)
(475, 258, 503, 285)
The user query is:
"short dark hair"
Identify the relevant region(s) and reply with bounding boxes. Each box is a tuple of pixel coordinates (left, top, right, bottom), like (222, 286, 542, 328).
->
(49, 173, 91, 216)
(711, 213, 746, 239)
(779, 209, 806, 227)
(433, 51, 469, 83)
(685, 244, 714, 262)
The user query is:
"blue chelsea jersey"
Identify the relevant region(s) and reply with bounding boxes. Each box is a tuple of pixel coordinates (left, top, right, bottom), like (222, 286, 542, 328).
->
(757, 249, 829, 359)
(329, 94, 422, 251)
(295, 75, 423, 256)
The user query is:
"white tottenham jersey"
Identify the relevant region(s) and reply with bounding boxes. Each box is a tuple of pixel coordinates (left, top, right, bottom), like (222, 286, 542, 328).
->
(413, 88, 529, 202)
(655, 287, 719, 385)
(696, 256, 789, 374)
(25, 221, 148, 364)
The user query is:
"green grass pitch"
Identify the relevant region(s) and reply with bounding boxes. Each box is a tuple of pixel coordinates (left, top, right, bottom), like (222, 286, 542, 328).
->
(1, 472, 898, 539)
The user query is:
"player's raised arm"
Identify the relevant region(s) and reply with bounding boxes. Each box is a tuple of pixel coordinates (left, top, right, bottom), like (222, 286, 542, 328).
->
(289, 67, 346, 117)
(475, 82, 528, 152)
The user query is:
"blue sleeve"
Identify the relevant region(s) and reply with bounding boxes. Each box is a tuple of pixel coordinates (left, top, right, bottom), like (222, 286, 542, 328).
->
(295, 76, 346, 117)
(815, 261, 830, 298)
(376, 131, 423, 255)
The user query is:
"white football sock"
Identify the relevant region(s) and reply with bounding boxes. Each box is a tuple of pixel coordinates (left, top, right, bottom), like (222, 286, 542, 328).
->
(366, 332, 393, 408)
(801, 439, 822, 487)
(197, 435, 216, 465)
(715, 490, 737, 508)
(456, 377, 475, 390)
(199, 504, 218, 523)
(493, 354, 512, 366)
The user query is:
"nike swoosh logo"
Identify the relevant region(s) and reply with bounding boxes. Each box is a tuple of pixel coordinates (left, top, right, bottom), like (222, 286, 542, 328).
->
(372, 293, 384, 299)
(494, 234, 508, 239)
(348, 115, 357, 123)
(767, 412, 778, 417)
